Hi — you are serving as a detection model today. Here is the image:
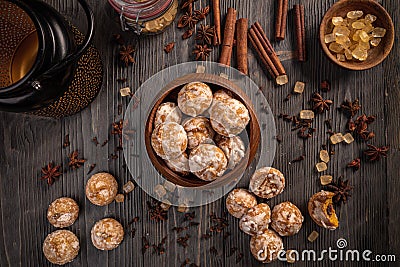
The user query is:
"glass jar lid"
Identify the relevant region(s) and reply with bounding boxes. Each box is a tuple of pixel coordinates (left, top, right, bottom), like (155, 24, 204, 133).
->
(108, 0, 173, 21)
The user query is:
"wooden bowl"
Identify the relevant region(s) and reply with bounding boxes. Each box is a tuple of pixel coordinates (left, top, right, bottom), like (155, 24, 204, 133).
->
(320, 0, 394, 70)
(144, 73, 261, 188)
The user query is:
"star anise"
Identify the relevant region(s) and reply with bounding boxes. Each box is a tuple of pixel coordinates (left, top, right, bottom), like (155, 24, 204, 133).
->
(347, 158, 361, 171)
(311, 92, 333, 113)
(177, 10, 198, 29)
(68, 150, 86, 169)
(364, 144, 389, 161)
(147, 200, 168, 222)
(181, 0, 197, 10)
(350, 114, 376, 140)
(339, 99, 361, 118)
(164, 42, 175, 53)
(325, 177, 353, 205)
(40, 162, 62, 185)
(194, 6, 210, 21)
(119, 45, 135, 66)
(195, 24, 215, 45)
(192, 44, 212, 60)
(182, 29, 194, 39)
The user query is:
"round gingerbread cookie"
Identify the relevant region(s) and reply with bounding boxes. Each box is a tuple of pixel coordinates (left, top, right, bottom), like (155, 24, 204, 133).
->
(151, 122, 188, 160)
(43, 230, 80, 265)
(164, 152, 190, 176)
(239, 203, 271, 236)
(85, 172, 118, 206)
(177, 82, 213, 117)
(249, 167, 285, 199)
(215, 135, 245, 169)
(154, 102, 182, 127)
(91, 218, 124, 250)
(212, 89, 233, 103)
(183, 117, 215, 150)
(226, 188, 257, 218)
(209, 98, 250, 137)
(47, 197, 79, 228)
(250, 229, 283, 263)
(270, 201, 304, 236)
(189, 144, 227, 181)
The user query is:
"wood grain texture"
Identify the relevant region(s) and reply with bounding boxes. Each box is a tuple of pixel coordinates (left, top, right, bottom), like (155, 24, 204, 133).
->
(0, 0, 399, 266)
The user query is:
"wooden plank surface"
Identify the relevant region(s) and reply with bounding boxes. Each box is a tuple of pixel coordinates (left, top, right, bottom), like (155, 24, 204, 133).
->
(0, 0, 399, 266)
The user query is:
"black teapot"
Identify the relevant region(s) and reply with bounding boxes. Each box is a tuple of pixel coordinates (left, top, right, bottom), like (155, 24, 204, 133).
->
(0, 0, 95, 113)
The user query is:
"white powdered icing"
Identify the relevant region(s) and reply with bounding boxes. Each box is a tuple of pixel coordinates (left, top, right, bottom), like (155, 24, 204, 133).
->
(154, 102, 182, 127)
(178, 82, 213, 117)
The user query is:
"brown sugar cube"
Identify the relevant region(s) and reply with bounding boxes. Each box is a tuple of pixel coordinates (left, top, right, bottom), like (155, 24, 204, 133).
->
(308, 191, 339, 230)
(307, 230, 319, 242)
(151, 122, 188, 160)
(122, 180, 135, 194)
(226, 188, 257, 218)
(270, 202, 304, 236)
(215, 135, 245, 169)
(239, 203, 271, 236)
(250, 229, 283, 263)
(177, 82, 213, 117)
(249, 167, 285, 199)
(47, 197, 79, 228)
(154, 102, 182, 127)
(183, 117, 215, 150)
(115, 194, 125, 203)
(43, 230, 79, 265)
(189, 144, 228, 181)
(91, 218, 124, 250)
(299, 110, 315, 120)
(293, 81, 305, 94)
(209, 98, 250, 137)
(85, 172, 118, 206)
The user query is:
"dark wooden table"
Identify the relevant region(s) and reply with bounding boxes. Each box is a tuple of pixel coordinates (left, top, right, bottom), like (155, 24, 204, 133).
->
(0, 0, 399, 266)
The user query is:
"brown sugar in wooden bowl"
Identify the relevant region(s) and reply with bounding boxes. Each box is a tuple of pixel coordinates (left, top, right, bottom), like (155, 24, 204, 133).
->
(320, 0, 394, 70)
(144, 73, 261, 188)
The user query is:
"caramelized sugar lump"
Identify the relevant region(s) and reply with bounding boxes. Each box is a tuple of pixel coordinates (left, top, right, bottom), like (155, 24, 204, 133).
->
(249, 167, 285, 199)
(183, 116, 215, 149)
(308, 191, 339, 230)
(177, 82, 213, 117)
(154, 102, 182, 127)
(250, 229, 283, 263)
(164, 151, 190, 176)
(215, 134, 245, 169)
(189, 144, 227, 181)
(239, 203, 271, 236)
(270, 201, 304, 236)
(151, 122, 188, 160)
(209, 97, 250, 137)
(43, 230, 80, 265)
(91, 218, 124, 250)
(325, 11, 386, 61)
(85, 172, 118, 206)
(47, 197, 79, 228)
(226, 188, 257, 218)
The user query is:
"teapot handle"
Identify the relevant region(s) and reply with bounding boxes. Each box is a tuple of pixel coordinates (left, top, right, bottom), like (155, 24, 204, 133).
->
(33, 0, 94, 88)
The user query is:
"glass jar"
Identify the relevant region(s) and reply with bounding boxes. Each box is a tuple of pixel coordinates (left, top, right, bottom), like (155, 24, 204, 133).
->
(108, 0, 178, 34)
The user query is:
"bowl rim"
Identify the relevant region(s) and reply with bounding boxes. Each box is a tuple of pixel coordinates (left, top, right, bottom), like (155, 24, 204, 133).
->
(319, 0, 394, 70)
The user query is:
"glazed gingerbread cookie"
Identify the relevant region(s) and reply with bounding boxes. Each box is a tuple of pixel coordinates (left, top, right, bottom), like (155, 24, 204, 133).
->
(43, 230, 80, 265)
(226, 188, 257, 218)
(85, 172, 118, 206)
(47, 197, 79, 228)
(91, 218, 124, 250)
(249, 167, 285, 199)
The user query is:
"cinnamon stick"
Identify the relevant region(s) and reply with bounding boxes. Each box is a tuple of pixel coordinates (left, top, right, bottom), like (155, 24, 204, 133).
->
(280, 0, 289, 39)
(248, 29, 279, 78)
(236, 18, 248, 75)
(212, 0, 221, 45)
(219, 8, 237, 66)
(300, 4, 306, 61)
(248, 35, 276, 79)
(253, 22, 286, 75)
(275, 0, 283, 39)
(294, 4, 306, 62)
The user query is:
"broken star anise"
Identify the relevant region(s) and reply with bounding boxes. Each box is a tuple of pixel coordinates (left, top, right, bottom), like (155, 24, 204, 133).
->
(311, 92, 333, 114)
(364, 144, 390, 161)
(164, 42, 175, 53)
(325, 177, 353, 205)
(177, 10, 198, 29)
(339, 99, 361, 118)
(40, 162, 62, 185)
(349, 114, 376, 141)
(195, 24, 215, 45)
(147, 200, 168, 222)
(119, 45, 135, 66)
(182, 29, 194, 39)
(181, 0, 197, 10)
(68, 150, 86, 170)
(347, 158, 361, 171)
(192, 44, 212, 60)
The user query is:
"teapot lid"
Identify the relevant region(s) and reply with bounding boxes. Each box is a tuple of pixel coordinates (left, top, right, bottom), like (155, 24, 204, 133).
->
(108, 0, 173, 21)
